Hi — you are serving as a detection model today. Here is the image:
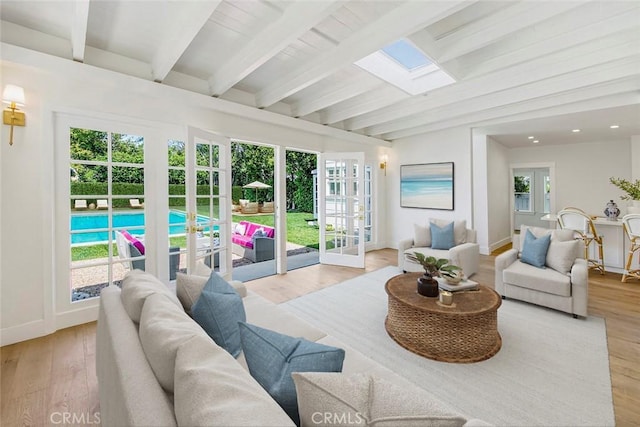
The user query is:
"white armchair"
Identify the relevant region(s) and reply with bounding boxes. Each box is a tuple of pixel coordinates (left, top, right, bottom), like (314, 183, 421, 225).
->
(495, 226, 588, 318)
(398, 220, 479, 278)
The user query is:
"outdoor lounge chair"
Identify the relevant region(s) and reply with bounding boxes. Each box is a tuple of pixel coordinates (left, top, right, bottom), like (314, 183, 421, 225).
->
(74, 199, 88, 210)
(97, 199, 108, 210)
(129, 199, 144, 209)
(259, 201, 274, 213)
(241, 202, 259, 214)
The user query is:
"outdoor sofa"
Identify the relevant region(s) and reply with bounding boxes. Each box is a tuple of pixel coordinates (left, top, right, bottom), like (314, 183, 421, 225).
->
(232, 221, 275, 263)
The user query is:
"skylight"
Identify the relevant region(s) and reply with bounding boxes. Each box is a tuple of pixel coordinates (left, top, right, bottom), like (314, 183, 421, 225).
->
(381, 39, 431, 70)
(354, 39, 455, 96)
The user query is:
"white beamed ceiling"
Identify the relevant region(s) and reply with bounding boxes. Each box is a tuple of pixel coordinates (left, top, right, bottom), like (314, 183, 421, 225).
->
(1, 0, 639, 146)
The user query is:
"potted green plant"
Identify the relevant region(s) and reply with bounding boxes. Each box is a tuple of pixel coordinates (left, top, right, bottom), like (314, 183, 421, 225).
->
(610, 177, 640, 214)
(405, 252, 461, 297)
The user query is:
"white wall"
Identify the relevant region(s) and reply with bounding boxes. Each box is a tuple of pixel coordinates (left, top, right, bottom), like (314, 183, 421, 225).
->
(508, 140, 633, 215)
(0, 46, 386, 344)
(486, 137, 511, 251)
(389, 127, 473, 247)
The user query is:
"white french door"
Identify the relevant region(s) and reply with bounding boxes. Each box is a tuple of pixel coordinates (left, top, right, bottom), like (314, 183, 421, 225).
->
(185, 127, 232, 278)
(319, 152, 365, 268)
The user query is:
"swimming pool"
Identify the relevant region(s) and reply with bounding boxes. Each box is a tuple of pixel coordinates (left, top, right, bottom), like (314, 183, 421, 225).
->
(70, 210, 214, 244)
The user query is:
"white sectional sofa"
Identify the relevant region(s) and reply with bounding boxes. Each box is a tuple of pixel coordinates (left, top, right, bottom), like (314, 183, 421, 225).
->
(96, 267, 489, 426)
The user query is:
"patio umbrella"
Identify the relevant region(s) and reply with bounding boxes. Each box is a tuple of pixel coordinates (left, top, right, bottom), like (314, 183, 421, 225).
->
(242, 180, 271, 202)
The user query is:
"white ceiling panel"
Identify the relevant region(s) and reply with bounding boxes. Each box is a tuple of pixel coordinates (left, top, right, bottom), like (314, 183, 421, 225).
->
(1, 0, 637, 146)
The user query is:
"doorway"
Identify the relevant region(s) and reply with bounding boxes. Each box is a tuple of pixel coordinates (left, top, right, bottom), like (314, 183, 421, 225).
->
(512, 166, 553, 231)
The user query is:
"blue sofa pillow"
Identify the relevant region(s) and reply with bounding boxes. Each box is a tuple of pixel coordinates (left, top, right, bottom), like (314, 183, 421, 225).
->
(238, 322, 345, 425)
(430, 221, 455, 250)
(521, 229, 551, 268)
(191, 272, 246, 357)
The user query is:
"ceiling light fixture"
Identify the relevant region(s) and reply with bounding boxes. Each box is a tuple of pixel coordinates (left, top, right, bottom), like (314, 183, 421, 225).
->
(528, 136, 534, 139)
(610, 125, 620, 129)
(533, 140, 539, 143)
(572, 129, 581, 133)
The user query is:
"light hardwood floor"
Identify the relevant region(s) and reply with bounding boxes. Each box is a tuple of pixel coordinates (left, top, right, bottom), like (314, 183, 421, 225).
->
(2, 248, 638, 426)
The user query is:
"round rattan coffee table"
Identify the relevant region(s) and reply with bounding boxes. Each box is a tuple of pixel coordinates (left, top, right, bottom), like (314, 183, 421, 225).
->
(385, 273, 501, 363)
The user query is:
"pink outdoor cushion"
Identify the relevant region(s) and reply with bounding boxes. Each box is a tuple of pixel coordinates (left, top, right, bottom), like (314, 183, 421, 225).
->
(121, 230, 145, 255)
(232, 234, 254, 249)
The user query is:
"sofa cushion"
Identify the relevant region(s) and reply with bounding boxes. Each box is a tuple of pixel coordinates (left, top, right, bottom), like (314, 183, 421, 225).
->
(120, 269, 182, 323)
(414, 223, 431, 247)
(404, 247, 450, 262)
(139, 292, 206, 392)
(121, 230, 145, 255)
(432, 219, 467, 246)
(518, 225, 574, 253)
(431, 221, 455, 250)
(292, 372, 467, 427)
(191, 272, 246, 357)
(546, 239, 580, 275)
(238, 322, 345, 424)
(232, 234, 254, 249)
(174, 334, 296, 427)
(521, 229, 551, 268)
(234, 222, 247, 236)
(503, 260, 571, 296)
(177, 271, 247, 314)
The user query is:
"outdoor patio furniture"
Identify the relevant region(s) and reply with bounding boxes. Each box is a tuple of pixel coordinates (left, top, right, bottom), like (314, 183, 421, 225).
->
(115, 230, 180, 279)
(241, 202, 259, 214)
(74, 199, 88, 210)
(129, 198, 144, 209)
(232, 221, 275, 262)
(259, 201, 274, 213)
(97, 199, 108, 209)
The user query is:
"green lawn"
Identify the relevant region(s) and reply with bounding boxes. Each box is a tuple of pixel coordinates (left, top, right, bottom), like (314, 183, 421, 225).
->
(71, 210, 319, 261)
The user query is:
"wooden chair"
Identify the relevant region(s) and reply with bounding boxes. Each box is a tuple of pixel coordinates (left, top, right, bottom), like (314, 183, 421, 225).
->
(557, 208, 604, 274)
(622, 214, 640, 283)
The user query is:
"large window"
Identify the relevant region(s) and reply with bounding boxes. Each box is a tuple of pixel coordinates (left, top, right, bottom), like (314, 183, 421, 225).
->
(69, 128, 145, 302)
(514, 173, 532, 212)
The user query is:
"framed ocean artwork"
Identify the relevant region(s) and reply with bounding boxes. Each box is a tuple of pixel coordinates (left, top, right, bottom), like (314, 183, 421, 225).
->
(400, 162, 454, 210)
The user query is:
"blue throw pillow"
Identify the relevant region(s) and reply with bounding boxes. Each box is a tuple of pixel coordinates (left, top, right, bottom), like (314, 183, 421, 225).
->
(430, 221, 455, 250)
(191, 272, 246, 357)
(521, 229, 551, 268)
(238, 322, 345, 425)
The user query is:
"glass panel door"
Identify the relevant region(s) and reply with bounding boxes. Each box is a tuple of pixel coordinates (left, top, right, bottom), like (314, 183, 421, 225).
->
(186, 127, 232, 278)
(68, 127, 145, 302)
(319, 152, 365, 268)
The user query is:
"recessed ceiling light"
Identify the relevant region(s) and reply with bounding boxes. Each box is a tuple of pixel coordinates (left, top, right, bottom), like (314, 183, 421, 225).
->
(533, 140, 539, 143)
(610, 125, 620, 129)
(572, 129, 581, 133)
(528, 136, 534, 139)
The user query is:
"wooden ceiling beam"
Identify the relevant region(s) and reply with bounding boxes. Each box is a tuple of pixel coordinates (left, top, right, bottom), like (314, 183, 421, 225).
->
(255, 0, 470, 108)
(150, 1, 222, 83)
(208, 1, 342, 97)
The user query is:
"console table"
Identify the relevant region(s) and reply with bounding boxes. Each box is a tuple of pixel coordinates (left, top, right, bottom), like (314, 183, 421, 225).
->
(385, 273, 502, 363)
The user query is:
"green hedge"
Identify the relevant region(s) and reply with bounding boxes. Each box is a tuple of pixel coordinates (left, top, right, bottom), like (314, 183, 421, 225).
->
(70, 182, 243, 208)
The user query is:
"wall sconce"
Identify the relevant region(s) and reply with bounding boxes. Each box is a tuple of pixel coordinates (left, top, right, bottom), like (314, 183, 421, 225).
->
(380, 154, 388, 176)
(3, 85, 26, 146)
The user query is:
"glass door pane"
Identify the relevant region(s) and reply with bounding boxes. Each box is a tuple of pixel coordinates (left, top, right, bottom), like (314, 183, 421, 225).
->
(319, 152, 365, 268)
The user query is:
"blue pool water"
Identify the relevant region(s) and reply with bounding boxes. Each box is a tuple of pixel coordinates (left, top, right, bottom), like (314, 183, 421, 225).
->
(70, 210, 214, 244)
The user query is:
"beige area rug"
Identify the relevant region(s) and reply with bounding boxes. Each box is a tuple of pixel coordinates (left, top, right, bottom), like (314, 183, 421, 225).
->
(281, 266, 614, 426)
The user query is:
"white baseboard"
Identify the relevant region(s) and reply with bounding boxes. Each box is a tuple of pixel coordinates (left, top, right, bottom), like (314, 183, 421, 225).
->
(1, 305, 99, 346)
(1, 319, 47, 346)
(490, 237, 512, 253)
(55, 305, 99, 331)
